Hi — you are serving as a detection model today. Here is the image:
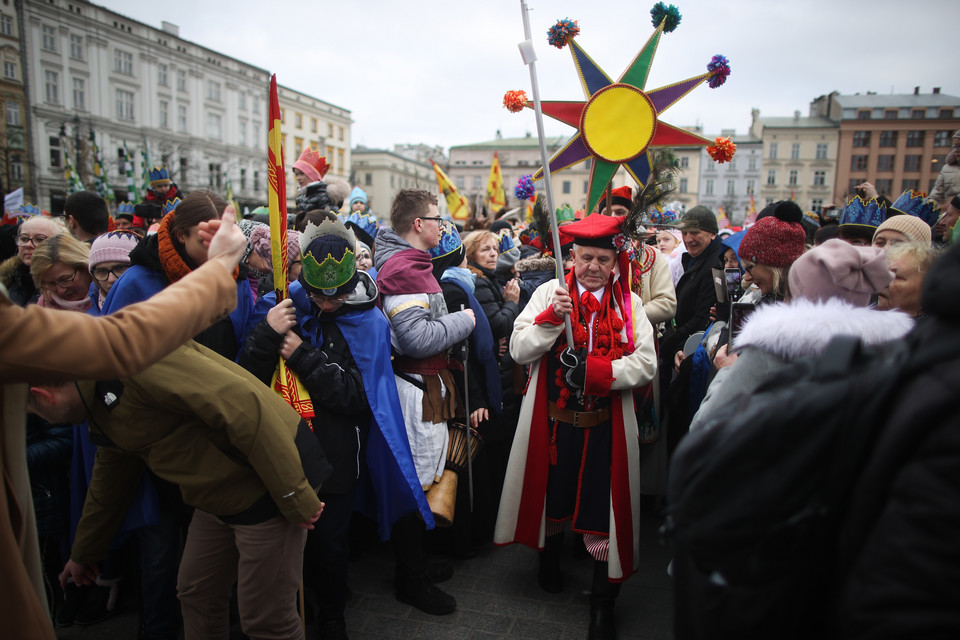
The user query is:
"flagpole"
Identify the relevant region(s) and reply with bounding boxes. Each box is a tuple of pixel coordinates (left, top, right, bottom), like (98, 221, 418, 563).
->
(519, 0, 574, 350)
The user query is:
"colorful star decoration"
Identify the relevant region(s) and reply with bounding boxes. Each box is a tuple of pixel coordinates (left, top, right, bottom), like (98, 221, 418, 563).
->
(520, 7, 730, 213)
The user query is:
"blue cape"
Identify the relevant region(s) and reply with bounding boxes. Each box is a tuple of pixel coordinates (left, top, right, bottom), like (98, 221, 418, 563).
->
(265, 282, 434, 539)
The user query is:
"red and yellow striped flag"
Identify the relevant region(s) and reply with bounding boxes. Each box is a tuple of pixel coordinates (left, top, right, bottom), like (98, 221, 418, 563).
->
(431, 159, 470, 221)
(486, 152, 506, 212)
(267, 74, 314, 425)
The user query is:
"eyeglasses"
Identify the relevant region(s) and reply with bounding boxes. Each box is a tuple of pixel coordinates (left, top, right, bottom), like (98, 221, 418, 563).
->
(91, 264, 131, 281)
(16, 234, 49, 247)
(41, 268, 80, 291)
(307, 292, 348, 308)
(418, 216, 444, 224)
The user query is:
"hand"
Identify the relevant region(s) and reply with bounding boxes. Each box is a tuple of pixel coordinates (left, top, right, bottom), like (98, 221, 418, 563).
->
(502, 278, 521, 304)
(551, 286, 572, 318)
(470, 407, 489, 429)
(462, 308, 476, 327)
(201, 207, 246, 271)
(498, 336, 508, 357)
(279, 331, 303, 360)
(855, 181, 878, 200)
(60, 559, 99, 588)
(297, 505, 325, 530)
(713, 344, 739, 369)
(708, 305, 717, 323)
(561, 347, 587, 390)
(266, 298, 296, 335)
(673, 350, 685, 373)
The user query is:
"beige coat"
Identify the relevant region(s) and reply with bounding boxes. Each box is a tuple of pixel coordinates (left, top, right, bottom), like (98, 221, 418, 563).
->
(0, 260, 237, 640)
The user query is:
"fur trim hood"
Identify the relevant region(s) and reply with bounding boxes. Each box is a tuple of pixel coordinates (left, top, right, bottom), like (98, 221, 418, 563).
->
(514, 254, 557, 274)
(735, 298, 914, 362)
(0, 255, 21, 288)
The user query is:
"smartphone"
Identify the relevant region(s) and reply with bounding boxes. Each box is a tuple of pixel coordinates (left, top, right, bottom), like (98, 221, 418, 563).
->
(728, 301, 756, 349)
(724, 268, 741, 302)
(712, 268, 727, 303)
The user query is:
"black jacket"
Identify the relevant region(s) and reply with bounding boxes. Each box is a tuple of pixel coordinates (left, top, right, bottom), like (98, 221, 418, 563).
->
(239, 296, 372, 495)
(468, 263, 519, 342)
(26, 416, 72, 537)
(662, 237, 725, 358)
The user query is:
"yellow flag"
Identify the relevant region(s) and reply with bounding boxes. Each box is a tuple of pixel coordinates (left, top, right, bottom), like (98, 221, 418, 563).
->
(486, 152, 506, 212)
(431, 159, 470, 221)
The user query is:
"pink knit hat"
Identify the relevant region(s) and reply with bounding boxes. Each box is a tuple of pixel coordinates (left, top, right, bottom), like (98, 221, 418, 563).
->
(788, 239, 892, 306)
(249, 226, 301, 267)
(88, 230, 140, 271)
(293, 148, 328, 184)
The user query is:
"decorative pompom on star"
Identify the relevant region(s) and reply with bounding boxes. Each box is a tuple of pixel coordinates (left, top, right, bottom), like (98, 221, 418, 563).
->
(707, 136, 737, 163)
(547, 18, 580, 49)
(503, 90, 529, 113)
(515, 175, 536, 200)
(707, 54, 731, 88)
(650, 3, 681, 32)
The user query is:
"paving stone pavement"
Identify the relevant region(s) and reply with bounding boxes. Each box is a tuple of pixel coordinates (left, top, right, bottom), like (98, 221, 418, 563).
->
(55, 513, 673, 640)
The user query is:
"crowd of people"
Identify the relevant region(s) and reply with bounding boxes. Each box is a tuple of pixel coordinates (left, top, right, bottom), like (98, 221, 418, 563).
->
(3, 132, 960, 640)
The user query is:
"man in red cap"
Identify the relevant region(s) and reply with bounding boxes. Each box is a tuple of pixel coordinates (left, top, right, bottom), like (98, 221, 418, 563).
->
(495, 214, 657, 640)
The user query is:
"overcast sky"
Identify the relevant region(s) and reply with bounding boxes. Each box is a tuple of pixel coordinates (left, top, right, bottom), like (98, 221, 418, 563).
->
(100, 0, 957, 152)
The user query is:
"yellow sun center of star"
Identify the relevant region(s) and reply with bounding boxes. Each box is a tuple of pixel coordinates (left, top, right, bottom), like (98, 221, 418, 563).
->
(580, 84, 657, 164)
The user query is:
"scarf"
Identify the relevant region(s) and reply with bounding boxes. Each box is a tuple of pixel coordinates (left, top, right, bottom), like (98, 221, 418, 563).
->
(157, 210, 240, 283)
(39, 290, 93, 313)
(440, 266, 477, 293)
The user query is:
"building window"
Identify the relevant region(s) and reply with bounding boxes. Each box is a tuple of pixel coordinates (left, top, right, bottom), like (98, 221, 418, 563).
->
(679, 156, 689, 168)
(746, 179, 755, 194)
(239, 120, 246, 146)
(49, 136, 61, 168)
(815, 143, 828, 160)
(177, 105, 187, 133)
(766, 170, 776, 186)
(727, 160, 736, 172)
(207, 113, 222, 141)
(114, 50, 133, 75)
(679, 177, 688, 193)
(279, 108, 285, 124)
(848, 179, 865, 195)
(705, 161, 715, 172)
(208, 163, 222, 188)
(159, 100, 168, 129)
(0, 15, 11, 37)
(725, 180, 734, 195)
(940, 109, 954, 119)
(455, 176, 464, 190)
(473, 175, 482, 189)
(10, 154, 21, 181)
(788, 170, 798, 186)
(365, 173, 372, 186)
(238, 92, 246, 111)
(901, 179, 919, 192)
(5, 101, 18, 126)
(311, 118, 317, 133)
(851, 155, 869, 171)
(253, 170, 260, 192)
(813, 170, 826, 186)
(934, 130, 952, 147)
(911, 109, 925, 119)
(791, 143, 801, 160)
(3, 61, 14, 80)
(207, 80, 221, 102)
(705, 179, 714, 195)
(857, 110, 871, 120)
(252, 95, 260, 115)
(239, 168, 246, 191)
(811, 199, 823, 213)
(878, 131, 897, 147)
(327, 123, 333, 137)
(583, 180, 589, 194)
(903, 155, 922, 172)
(72, 78, 85, 110)
(69, 34, 84, 60)
(852, 131, 871, 147)
(44, 70, 59, 104)
(768, 143, 777, 159)
(875, 178, 892, 195)
(906, 131, 924, 147)
(562, 180, 571, 194)
(295, 113, 302, 129)
(338, 127, 344, 141)
(748, 157, 757, 171)
(884, 109, 898, 119)
(877, 155, 894, 171)
(42, 25, 57, 51)
(115, 89, 134, 120)
(158, 63, 167, 87)
(177, 70, 186, 91)
(338, 149, 344, 174)
(294, 137, 303, 158)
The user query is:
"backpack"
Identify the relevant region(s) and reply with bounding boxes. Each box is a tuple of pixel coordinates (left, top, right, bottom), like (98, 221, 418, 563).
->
(663, 331, 950, 640)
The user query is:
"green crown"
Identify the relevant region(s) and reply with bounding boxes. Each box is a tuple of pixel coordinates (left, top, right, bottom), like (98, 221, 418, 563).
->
(301, 248, 356, 292)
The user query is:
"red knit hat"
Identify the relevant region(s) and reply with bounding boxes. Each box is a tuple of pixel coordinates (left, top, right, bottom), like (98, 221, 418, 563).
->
(562, 213, 625, 249)
(737, 202, 806, 267)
